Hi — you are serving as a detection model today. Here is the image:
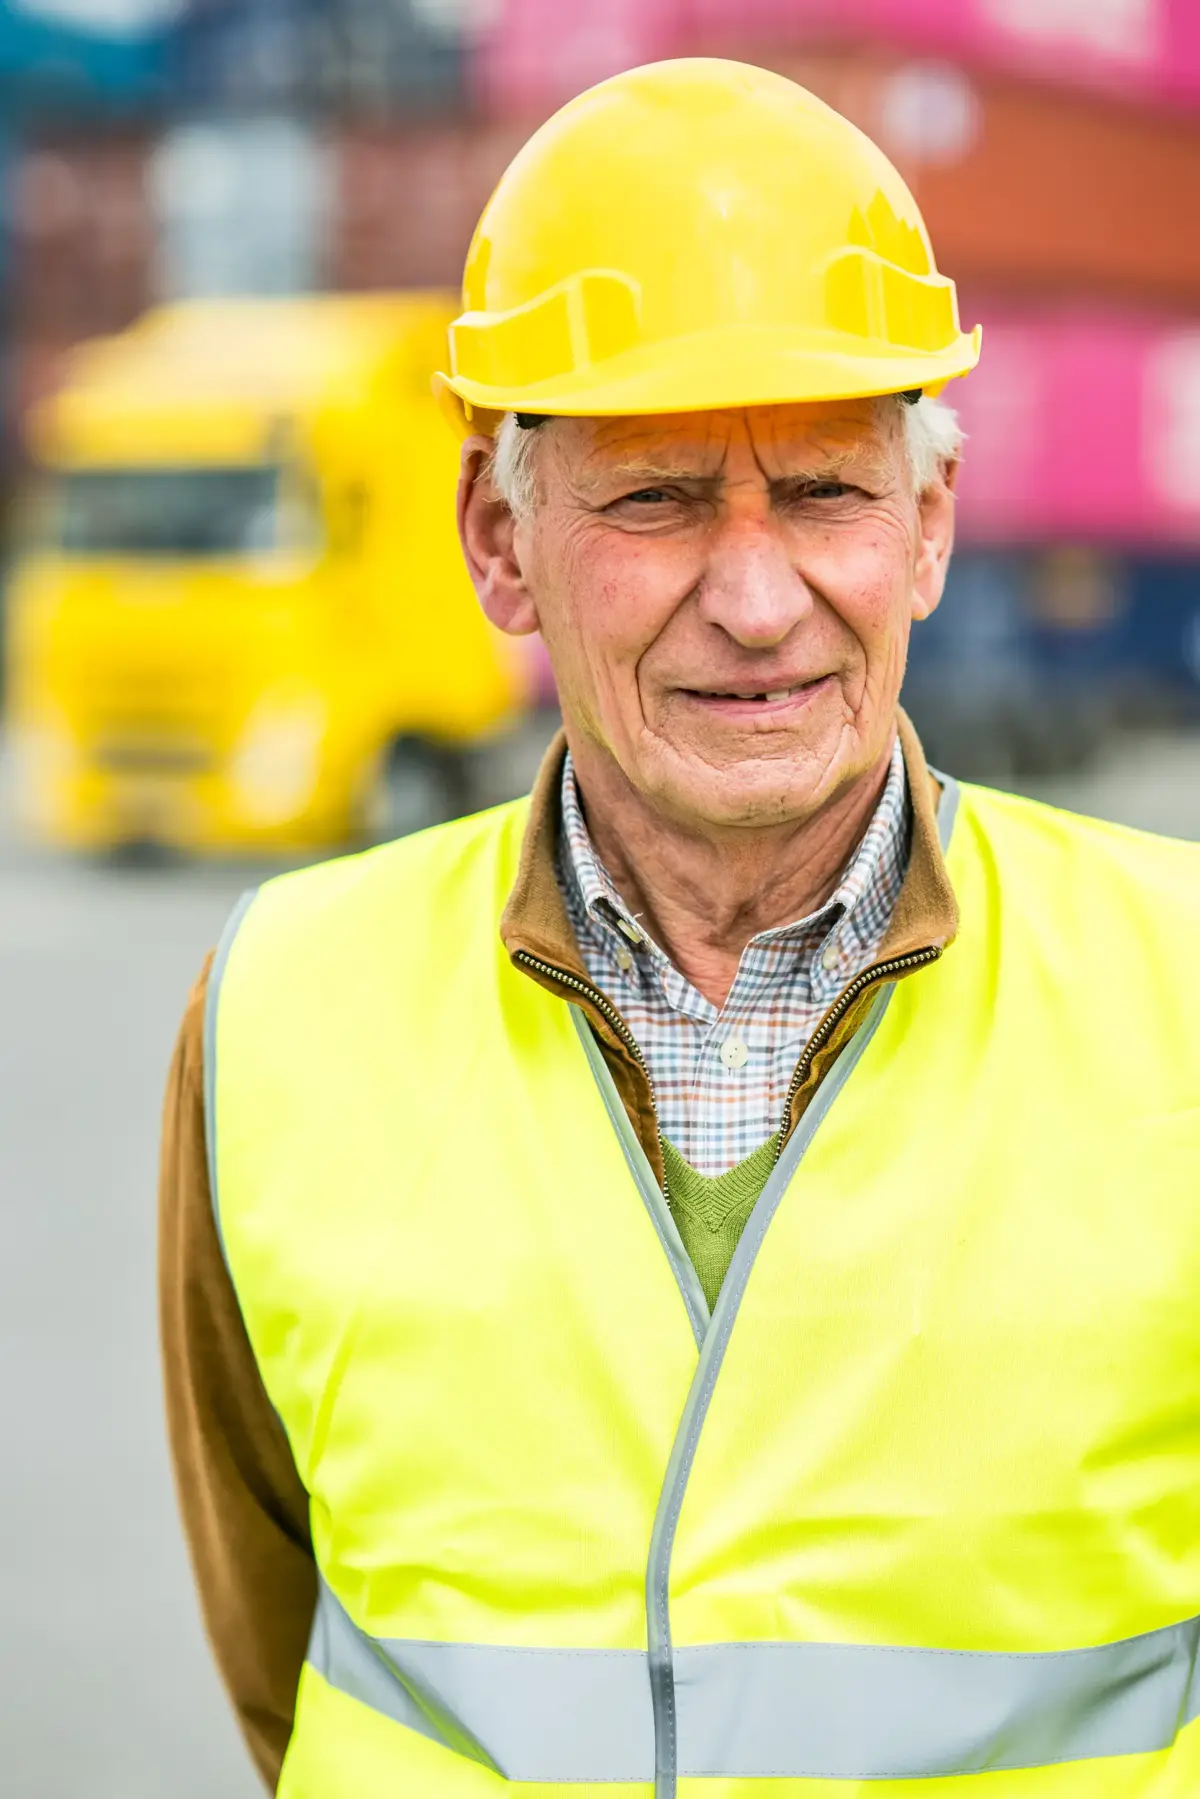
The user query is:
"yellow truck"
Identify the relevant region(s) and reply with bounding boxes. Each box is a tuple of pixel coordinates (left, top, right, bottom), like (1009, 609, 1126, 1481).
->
(6, 294, 532, 854)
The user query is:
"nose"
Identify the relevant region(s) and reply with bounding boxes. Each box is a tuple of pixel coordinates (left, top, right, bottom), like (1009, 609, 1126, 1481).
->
(696, 516, 813, 649)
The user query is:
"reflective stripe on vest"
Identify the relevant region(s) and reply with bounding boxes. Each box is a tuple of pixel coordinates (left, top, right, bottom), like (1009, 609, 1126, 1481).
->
(310, 1575, 1200, 1782)
(208, 774, 1200, 1796)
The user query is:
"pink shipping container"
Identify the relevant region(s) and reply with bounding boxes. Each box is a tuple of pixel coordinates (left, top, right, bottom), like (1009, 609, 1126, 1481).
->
(474, 0, 1200, 114)
(953, 306, 1200, 547)
(688, 0, 1200, 109)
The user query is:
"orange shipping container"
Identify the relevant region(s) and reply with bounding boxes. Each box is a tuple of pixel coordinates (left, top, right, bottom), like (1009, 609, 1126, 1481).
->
(758, 44, 1200, 311)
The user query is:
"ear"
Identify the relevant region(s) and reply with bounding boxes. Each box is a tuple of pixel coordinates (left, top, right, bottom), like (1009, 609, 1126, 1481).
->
(457, 436, 540, 637)
(910, 460, 958, 622)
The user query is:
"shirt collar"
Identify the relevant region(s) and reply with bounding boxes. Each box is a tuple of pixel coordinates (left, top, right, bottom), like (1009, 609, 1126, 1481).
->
(558, 757, 652, 952)
(557, 734, 909, 961)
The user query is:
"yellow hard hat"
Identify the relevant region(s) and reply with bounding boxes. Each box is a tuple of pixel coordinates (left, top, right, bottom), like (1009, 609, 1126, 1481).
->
(435, 57, 981, 437)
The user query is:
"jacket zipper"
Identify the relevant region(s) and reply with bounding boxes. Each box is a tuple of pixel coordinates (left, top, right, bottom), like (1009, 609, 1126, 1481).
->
(770, 943, 942, 1165)
(512, 949, 673, 1202)
(513, 941, 942, 1180)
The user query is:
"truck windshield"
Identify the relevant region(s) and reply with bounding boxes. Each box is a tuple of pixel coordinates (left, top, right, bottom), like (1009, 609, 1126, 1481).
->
(44, 465, 316, 559)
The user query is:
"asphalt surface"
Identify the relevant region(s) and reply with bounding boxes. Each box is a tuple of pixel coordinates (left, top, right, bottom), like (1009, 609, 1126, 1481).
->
(2, 727, 1200, 1798)
(0, 845, 263, 1798)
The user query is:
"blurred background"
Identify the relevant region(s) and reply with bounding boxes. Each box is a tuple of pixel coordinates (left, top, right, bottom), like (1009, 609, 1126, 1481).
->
(3, 3, 1200, 1795)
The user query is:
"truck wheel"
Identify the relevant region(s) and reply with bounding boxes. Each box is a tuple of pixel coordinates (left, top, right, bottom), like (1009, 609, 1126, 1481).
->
(370, 736, 473, 842)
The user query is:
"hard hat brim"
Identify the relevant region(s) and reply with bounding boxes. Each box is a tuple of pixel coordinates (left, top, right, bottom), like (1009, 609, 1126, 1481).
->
(435, 322, 981, 440)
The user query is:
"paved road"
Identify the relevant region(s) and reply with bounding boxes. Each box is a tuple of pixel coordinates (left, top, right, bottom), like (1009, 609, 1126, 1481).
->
(1019, 728, 1200, 840)
(2, 727, 1199, 1797)
(0, 848, 264, 1799)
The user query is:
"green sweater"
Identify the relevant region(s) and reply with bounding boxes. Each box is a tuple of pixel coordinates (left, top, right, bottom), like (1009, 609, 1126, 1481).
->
(661, 1134, 778, 1311)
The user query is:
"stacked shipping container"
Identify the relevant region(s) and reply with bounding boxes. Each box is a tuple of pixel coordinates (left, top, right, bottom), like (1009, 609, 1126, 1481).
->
(468, 0, 1200, 750)
(472, 2, 1200, 551)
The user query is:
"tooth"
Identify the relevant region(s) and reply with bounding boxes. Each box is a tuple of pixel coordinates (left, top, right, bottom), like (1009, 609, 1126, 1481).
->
(765, 689, 790, 702)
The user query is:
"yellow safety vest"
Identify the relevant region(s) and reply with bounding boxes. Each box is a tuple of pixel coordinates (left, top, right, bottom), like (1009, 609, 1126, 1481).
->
(207, 778, 1200, 1798)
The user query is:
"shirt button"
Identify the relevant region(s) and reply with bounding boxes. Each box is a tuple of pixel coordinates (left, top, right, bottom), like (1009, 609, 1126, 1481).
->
(615, 946, 633, 973)
(821, 937, 841, 972)
(720, 1036, 749, 1071)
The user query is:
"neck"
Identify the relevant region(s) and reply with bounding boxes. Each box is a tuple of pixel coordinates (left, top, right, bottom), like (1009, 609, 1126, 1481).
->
(567, 734, 897, 1009)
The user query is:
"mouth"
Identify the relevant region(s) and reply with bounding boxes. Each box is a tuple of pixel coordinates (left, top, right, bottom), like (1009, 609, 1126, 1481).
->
(679, 674, 833, 718)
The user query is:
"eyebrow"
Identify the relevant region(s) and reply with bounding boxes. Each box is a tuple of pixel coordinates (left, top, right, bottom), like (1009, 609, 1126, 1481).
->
(582, 445, 885, 490)
(599, 462, 723, 487)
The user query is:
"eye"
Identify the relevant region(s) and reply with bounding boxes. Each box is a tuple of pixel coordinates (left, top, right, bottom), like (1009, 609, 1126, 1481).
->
(617, 487, 672, 506)
(800, 481, 854, 500)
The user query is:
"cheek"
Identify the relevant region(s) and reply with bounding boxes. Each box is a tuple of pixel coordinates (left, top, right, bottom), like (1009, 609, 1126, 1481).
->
(802, 522, 914, 649)
(552, 531, 690, 673)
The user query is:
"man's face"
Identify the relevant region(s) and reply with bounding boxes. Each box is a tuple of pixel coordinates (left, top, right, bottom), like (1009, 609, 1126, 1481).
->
(464, 400, 956, 831)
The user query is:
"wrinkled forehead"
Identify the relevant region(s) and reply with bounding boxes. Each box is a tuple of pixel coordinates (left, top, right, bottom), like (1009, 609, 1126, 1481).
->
(560, 399, 902, 487)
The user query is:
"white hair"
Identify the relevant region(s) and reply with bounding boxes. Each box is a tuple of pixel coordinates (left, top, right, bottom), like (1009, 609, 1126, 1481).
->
(902, 394, 964, 492)
(490, 393, 963, 519)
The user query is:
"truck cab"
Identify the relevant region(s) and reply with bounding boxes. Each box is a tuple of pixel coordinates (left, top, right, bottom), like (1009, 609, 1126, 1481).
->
(7, 294, 531, 853)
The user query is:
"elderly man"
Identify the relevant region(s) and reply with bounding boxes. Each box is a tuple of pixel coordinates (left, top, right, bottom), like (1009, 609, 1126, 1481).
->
(162, 58, 1200, 1799)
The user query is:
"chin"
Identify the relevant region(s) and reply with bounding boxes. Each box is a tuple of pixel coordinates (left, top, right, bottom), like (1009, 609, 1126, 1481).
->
(657, 770, 825, 830)
(632, 729, 854, 829)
